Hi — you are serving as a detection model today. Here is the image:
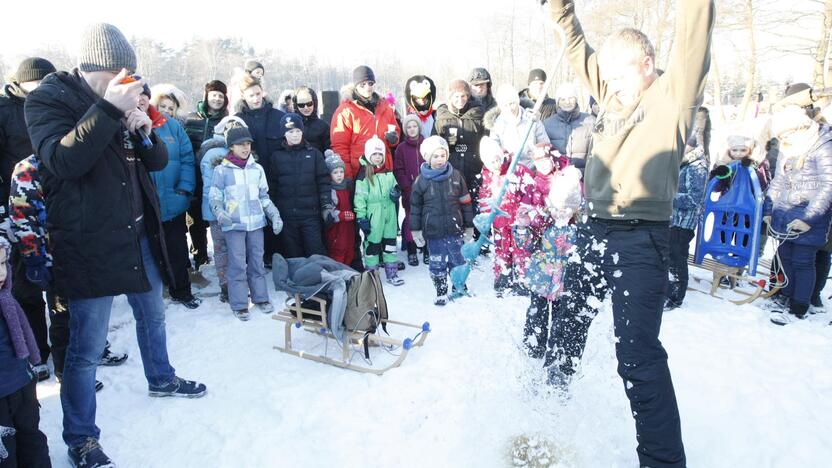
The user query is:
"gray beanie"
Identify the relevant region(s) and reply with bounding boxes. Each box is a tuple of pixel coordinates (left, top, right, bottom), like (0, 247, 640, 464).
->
(78, 23, 137, 73)
(324, 150, 346, 173)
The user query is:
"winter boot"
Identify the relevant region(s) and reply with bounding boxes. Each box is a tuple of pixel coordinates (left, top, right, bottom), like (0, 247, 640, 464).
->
(172, 293, 202, 309)
(254, 302, 274, 314)
(809, 294, 826, 313)
(763, 292, 789, 311)
(219, 284, 229, 303)
(233, 308, 251, 321)
(397, 261, 406, 271)
(384, 263, 405, 286)
(32, 363, 50, 382)
(407, 242, 419, 267)
(432, 275, 448, 306)
(68, 437, 115, 468)
(494, 274, 511, 298)
(770, 301, 809, 326)
(148, 376, 207, 398)
(100, 342, 128, 366)
(422, 246, 430, 265)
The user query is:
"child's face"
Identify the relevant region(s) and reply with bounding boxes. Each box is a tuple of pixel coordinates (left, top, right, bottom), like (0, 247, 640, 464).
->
(331, 167, 345, 184)
(285, 128, 303, 145)
(231, 141, 252, 159)
(405, 121, 420, 138)
(483, 152, 502, 172)
(729, 147, 750, 159)
(429, 149, 448, 169)
(369, 152, 385, 166)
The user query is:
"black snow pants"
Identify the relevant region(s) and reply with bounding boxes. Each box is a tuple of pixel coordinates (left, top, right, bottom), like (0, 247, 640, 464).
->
(547, 219, 686, 468)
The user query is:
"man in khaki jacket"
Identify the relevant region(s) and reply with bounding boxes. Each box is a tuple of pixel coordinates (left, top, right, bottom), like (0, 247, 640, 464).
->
(543, 1, 715, 467)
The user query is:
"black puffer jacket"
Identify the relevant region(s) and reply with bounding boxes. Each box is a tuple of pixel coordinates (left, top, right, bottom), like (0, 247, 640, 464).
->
(24, 70, 172, 299)
(0, 84, 32, 203)
(183, 102, 228, 154)
(410, 163, 474, 239)
(235, 98, 285, 179)
(292, 88, 330, 153)
(434, 103, 485, 186)
(267, 140, 331, 220)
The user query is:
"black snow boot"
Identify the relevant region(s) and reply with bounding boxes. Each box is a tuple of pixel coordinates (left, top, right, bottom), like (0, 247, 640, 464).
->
(432, 275, 448, 306)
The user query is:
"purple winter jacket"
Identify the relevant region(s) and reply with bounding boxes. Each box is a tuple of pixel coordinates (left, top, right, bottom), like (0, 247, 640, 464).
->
(394, 135, 424, 204)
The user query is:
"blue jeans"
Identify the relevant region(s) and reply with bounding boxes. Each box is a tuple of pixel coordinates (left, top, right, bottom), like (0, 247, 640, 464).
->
(61, 237, 176, 447)
(426, 236, 465, 278)
(778, 241, 818, 306)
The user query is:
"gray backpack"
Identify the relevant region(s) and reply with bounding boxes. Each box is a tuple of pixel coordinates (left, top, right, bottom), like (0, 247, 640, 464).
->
(344, 269, 389, 337)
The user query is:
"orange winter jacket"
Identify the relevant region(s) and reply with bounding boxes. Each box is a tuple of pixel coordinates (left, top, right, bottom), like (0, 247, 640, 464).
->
(330, 93, 400, 180)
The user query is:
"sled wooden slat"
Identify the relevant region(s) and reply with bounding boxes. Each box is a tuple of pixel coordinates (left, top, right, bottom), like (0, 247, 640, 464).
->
(687, 254, 779, 305)
(272, 294, 429, 375)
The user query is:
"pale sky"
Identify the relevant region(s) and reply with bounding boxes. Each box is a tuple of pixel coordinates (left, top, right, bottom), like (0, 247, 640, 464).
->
(0, 0, 820, 84)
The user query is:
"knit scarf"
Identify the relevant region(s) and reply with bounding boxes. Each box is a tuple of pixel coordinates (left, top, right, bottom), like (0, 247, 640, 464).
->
(420, 162, 453, 181)
(0, 245, 40, 364)
(226, 152, 249, 168)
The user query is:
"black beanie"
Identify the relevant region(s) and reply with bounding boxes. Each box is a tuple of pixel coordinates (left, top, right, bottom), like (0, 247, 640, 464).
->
(141, 83, 151, 98)
(352, 65, 375, 84)
(14, 57, 57, 83)
(528, 68, 547, 85)
(281, 113, 304, 132)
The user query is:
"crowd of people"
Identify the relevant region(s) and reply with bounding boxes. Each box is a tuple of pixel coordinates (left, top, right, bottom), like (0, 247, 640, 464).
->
(1, 0, 831, 466)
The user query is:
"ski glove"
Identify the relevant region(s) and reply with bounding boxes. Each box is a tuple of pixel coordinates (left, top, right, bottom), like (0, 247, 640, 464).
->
(217, 211, 233, 227)
(411, 230, 426, 248)
(464, 227, 475, 243)
(324, 210, 339, 227)
(23, 255, 51, 290)
(271, 214, 284, 235)
(787, 219, 810, 233)
(357, 218, 371, 236)
(389, 185, 401, 203)
(384, 131, 398, 145)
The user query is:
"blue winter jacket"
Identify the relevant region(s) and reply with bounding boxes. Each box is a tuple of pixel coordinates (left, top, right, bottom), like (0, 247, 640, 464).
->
(766, 126, 832, 246)
(199, 136, 228, 222)
(671, 147, 708, 231)
(149, 117, 196, 222)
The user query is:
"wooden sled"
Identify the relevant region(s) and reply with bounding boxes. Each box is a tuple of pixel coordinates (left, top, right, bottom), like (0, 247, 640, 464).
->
(272, 294, 430, 375)
(687, 254, 780, 305)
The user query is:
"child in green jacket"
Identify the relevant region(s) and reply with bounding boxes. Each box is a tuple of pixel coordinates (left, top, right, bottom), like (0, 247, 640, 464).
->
(355, 136, 404, 285)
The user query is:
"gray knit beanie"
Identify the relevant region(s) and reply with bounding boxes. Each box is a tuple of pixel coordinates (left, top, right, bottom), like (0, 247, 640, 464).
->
(324, 150, 346, 173)
(78, 23, 137, 73)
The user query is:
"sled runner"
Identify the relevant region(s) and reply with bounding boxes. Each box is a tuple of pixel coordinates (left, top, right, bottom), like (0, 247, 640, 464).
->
(272, 293, 430, 375)
(271, 256, 430, 375)
(687, 253, 779, 305)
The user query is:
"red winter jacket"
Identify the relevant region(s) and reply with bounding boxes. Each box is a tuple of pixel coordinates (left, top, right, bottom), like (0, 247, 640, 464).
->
(324, 187, 356, 266)
(330, 91, 400, 180)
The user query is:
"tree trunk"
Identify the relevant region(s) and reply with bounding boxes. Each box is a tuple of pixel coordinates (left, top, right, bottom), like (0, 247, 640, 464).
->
(711, 49, 726, 122)
(814, 0, 832, 88)
(738, 0, 757, 121)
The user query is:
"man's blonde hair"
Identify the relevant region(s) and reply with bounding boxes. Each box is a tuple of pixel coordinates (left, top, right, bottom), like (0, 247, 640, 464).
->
(600, 28, 656, 64)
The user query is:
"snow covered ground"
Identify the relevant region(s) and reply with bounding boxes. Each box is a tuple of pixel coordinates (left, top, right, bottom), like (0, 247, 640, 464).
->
(35, 255, 832, 468)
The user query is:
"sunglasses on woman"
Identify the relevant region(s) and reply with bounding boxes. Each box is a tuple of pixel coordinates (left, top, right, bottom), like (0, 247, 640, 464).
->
(296, 101, 314, 109)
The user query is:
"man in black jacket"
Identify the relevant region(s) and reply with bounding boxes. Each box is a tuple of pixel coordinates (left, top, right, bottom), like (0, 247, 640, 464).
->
(24, 23, 206, 468)
(0, 57, 56, 381)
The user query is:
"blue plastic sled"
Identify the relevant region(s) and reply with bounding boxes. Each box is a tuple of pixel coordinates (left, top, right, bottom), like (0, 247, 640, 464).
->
(694, 161, 765, 276)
